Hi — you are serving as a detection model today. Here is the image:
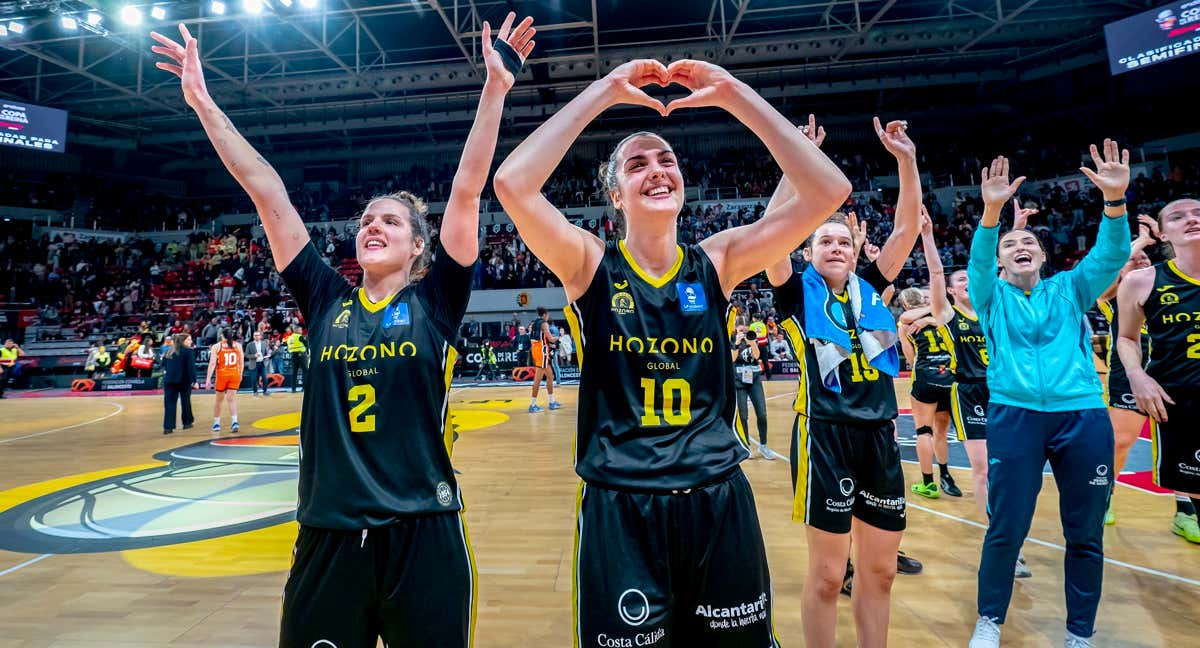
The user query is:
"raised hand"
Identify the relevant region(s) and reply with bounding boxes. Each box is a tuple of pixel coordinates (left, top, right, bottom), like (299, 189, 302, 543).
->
(1137, 213, 1162, 240)
(481, 12, 535, 91)
(663, 59, 740, 114)
(603, 59, 668, 115)
(1012, 197, 1039, 230)
(980, 156, 1025, 210)
(847, 210, 868, 258)
(874, 116, 915, 160)
(1080, 138, 1130, 201)
(863, 241, 881, 263)
(801, 113, 826, 148)
(919, 205, 933, 236)
(151, 24, 209, 110)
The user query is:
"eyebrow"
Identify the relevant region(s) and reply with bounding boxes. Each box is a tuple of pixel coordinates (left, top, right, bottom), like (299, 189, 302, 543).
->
(624, 150, 675, 163)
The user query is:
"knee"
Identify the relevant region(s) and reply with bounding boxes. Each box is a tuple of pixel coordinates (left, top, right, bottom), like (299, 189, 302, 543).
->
(1114, 433, 1136, 455)
(973, 464, 989, 484)
(804, 567, 847, 602)
(854, 560, 897, 594)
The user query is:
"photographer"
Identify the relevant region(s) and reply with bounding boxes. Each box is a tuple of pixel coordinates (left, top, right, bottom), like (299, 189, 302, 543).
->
(732, 320, 777, 459)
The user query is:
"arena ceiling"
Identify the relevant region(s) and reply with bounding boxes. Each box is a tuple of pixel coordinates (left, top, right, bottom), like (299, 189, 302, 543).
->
(0, 0, 1162, 159)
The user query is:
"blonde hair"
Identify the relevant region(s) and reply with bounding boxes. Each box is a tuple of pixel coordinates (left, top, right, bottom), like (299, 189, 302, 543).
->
(363, 190, 432, 276)
(898, 287, 925, 310)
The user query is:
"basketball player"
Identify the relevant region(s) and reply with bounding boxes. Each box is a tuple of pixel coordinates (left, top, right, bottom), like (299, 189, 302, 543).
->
(528, 306, 561, 412)
(767, 115, 921, 648)
(900, 210, 960, 499)
(205, 329, 243, 433)
(494, 61, 850, 646)
(968, 146, 1131, 648)
(153, 13, 536, 647)
(1097, 216, 1199, 540)
(1116, 197, 1200, 543)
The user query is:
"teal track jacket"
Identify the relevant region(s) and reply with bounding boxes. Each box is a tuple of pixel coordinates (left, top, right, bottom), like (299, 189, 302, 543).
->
(968, 215, 1130, 412)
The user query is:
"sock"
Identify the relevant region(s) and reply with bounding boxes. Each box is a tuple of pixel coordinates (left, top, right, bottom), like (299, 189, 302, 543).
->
(213, 417, 220, 425)
(938, 463, 951, 479)
(232, 416, 238, 424)
(1177, 495, 1196, 516)
(1191, 498, 1200, 518)
(922, 473, 934, 486)
(549, 394, 557, 404)
(530, 397, 537, 407)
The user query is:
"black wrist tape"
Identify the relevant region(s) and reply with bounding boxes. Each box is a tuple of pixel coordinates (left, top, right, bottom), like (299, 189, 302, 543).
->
(494, 39, 524, 77)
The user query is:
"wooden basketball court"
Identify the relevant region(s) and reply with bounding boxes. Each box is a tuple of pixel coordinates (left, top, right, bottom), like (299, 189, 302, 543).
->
(0, 382, 1196, 647)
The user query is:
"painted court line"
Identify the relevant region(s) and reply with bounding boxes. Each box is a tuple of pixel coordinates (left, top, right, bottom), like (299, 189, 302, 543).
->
(906, 501, 1200, 588)
(0, 402, 124, 445)
(0, 554, 51, 578)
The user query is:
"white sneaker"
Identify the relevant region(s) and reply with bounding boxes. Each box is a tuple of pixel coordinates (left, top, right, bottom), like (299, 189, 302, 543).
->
(1064, 632, 1092, 648)
(759, 444, 776, 460)
(969, 616, 1001, 648)
(1014, 553, 1032, 579)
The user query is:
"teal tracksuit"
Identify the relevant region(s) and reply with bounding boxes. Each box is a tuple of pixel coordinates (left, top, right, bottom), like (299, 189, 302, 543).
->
(968, 214, 1130, 638)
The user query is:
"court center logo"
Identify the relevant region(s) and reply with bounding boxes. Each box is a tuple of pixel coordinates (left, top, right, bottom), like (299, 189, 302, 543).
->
(618, 588, 650, 626)
(838, 477, 855, 497)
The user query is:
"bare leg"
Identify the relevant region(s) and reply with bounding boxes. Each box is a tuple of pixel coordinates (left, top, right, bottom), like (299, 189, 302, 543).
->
(964, 439, 990, 519)
(911, 399, 938, 475)
(802, 525, 852, 648)
(1109, 407, 1145, 475)
(850, 520, 903, 648)
(934, 411, 952, 465)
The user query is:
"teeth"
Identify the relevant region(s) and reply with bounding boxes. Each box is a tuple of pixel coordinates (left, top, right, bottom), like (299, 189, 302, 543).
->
(647, 187, 669, 196)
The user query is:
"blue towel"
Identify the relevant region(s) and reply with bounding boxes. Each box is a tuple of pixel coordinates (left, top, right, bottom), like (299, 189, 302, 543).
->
(801, 265, 899, 393)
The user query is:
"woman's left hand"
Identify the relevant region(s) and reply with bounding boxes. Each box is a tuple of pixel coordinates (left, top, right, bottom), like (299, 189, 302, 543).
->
(663, 60, 742, 114)
(481, 12, 536, 91)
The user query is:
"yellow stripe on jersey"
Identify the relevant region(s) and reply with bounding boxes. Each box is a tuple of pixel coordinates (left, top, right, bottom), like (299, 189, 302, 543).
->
(779, 317, 809, 416)
(442, 346, 458, 457)
(571, 482, 586, 648)
(1097, 300, 1114, 322)
(726, 305, 738, 339)
(1150, 419, 1162, 486)
(618, 239, 683, 288)
(356, 287, 395, 313)
(457, 510, 479, 648)
(1169, 259, 1200, 286)
(563, 305, 584, 371)
(791, 415, 812, 522)
(945, 326, 960, 375)
(733, 407, 750, 447)
(951, 383, 967, 442)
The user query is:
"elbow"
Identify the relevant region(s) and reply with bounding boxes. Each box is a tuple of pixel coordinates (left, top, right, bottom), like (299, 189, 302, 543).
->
(492, 164, 523, 203)
(827, 176, 853, 209)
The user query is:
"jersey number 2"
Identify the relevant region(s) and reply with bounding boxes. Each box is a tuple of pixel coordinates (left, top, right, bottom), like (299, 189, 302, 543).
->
(1188, 333, 1200, 360)
(348, 384, 377, 433)
(640, 378, 692, 427)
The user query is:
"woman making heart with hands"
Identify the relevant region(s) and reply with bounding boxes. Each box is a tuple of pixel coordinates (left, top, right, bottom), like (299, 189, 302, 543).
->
(495, 59, 849, 647)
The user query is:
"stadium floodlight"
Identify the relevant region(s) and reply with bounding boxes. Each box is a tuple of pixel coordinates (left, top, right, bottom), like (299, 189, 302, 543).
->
(243, 0, 264, 15)
(8, 21, 24, 34)
(300, 0, 318, 9)
(151, 6, 166, 20)
(61, 16, 78, 30)
(120, 5, 143, 26)
(211, 1, 226, 15)
(87, 11, 102, 26)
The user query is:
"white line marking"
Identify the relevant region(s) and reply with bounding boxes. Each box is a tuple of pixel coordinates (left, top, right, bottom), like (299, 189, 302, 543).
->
(0, 402, 124, 444)
(906, 501, 1200, 588)
(0, 554, 51, 578)
(766, 391, 797, 402)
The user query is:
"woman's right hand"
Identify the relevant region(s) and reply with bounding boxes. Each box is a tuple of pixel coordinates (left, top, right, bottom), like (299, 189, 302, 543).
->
(601, 60, 668, 115)
(151, 24, 210, 110)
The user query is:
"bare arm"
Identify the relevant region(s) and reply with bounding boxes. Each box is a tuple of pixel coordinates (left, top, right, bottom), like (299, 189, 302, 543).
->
(441, 14, 536, 266)
(919, 208, 953, 324)
(870, 118, 921, 281)
(494, 61, 667, 301)
(152, 25, 308, 272)
(1117, 267, 1174, 422)
(899, 331, 916, 368)
(205, 345, 217, 386)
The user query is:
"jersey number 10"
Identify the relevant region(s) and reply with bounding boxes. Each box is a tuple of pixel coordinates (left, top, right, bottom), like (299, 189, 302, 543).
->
(640, 378, 693, 427)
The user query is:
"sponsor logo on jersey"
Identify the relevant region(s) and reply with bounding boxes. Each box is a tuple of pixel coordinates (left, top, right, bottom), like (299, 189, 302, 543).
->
(436, 481, 453, 506)
(695, 592, 769, 630)
(1160, 310, 1200, 323)
(1161, 291, 1181, 305)
(383, 302, 410, 329)
(839, 477, 855, 496)
(959, 322, 971, 331)
(618, 588, 650, 626)
(1090, 464, 1111, 487)
(341, 299, 354, 306)
(614, 280, 629, 290)
(318, 341, 419, 363)
(332, 309, 351, 329)
(608, 335, 715, 355)
(676, 282, 708, 313)
(611, 291, 636, 315)
(973, 404, 986, 417)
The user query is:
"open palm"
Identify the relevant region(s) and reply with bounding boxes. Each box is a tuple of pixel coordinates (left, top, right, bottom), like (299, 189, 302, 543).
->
(980, 156, 1025, 208)
(481, 12, 536, 91)
(151, 24, 209, 110)
(1080, 138, 1130, 199)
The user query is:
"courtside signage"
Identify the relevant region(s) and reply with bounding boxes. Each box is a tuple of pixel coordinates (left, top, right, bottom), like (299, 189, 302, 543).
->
(1105, 1, 1200, 74)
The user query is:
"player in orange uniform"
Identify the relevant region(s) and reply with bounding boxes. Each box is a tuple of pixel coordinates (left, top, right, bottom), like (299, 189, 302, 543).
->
(206, 328, 243, 433)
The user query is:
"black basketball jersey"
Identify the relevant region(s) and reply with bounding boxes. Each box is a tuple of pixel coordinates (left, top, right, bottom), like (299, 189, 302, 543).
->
(947, 305, 988, 382)
(910, 323, 954, 387)
(775, 263, 898, 423)
(281, 242, 474, 528)
(564, 240, 748, 490)
(1097, 298, 1148, 385)
(1143, 260, 1200, 388)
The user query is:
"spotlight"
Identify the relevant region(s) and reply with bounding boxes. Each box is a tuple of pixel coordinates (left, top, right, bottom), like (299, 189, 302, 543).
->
(8, 21, 24, 34)
(61, 16, 78, 30)
(300, 0, 318, 8)
(87, 12, 102, 26)
(120, 5, 143, 26)
(243, 0, 264, 14)
(211, 1, 226, 15)
(151, 6, 166, 20)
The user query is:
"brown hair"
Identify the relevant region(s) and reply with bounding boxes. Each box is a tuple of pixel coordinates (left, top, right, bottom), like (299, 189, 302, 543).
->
(802, 212, 851, 249)
(362, 190, 432, 277)
(163, 333, 190, 359)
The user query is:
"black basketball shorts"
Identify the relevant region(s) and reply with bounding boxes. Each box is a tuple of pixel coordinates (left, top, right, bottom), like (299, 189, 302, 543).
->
(279, 513, 477, 648)
(790, 415, 906, 534)
(572, 470, 781, 648)
(951, 381, 989, 441)
(1105, 372, 1143, 413)
(1151, 388, 1200, 493)
(910, 376, 952, 413)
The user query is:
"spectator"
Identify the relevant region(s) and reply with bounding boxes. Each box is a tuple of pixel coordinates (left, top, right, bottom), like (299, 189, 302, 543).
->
(246, 330, 271, 396)
(161, 333, 197, 434)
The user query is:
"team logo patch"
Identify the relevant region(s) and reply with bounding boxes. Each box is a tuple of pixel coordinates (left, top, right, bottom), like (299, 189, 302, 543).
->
(618, 588, 650, 626)
(959, 322, 971, 331)
(436, 481, 453, 506)
(676, 282, 708, 313)
(332, 309, 351, 329)
(838, 477, 855, 497)
(611, 291, 636, 315)
(1160, 292, 1180, 305)
(341, 299, 353, 307)
(973, 404, 986, 417)
(383, 302, 410, 329)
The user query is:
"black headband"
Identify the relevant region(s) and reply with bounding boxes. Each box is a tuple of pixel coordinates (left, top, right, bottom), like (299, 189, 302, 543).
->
(493, 39, 524, 77)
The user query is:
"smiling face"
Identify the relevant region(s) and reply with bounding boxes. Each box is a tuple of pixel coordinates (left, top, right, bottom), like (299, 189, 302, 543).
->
(948, 269, 970, 304)
(1159, 199, 1200, 250)
(998, 229, 1046, 278)
(356, 197, 426, 278)
(608, 134, 685, 224)
(803, 221, 855, 286)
